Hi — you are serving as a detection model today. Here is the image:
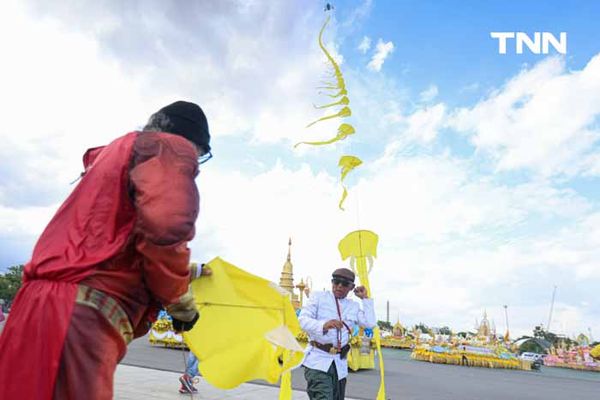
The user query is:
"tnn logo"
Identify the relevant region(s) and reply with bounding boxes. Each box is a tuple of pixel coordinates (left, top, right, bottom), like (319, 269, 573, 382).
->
(490, 32, 567, 54)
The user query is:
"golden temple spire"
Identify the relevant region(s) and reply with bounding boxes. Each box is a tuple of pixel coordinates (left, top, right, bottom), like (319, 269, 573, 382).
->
(279, 237, 295, 294)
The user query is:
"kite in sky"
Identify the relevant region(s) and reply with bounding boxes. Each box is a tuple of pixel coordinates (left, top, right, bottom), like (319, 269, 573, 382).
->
(338, 155, 363, 210)
(294, 123, 355, 148)
(295, 15, 362, 210)
(339, 230, 387, 400)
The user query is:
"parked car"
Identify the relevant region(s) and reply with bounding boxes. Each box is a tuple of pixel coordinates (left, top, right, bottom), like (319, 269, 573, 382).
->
(519, 352, 540, 360)
(518, 352, 545, 371)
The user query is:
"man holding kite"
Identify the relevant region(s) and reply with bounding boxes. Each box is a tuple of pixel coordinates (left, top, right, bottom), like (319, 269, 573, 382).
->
(299, 267, 377, 400)
(0, 100, 211, 400)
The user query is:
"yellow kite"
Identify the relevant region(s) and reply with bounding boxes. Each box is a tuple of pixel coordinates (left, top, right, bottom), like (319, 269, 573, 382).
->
(338, 155, 362, 210)
(184, 257, 304, 398)
(338, 230, 387, 400)
(295, 14, 355, 150)
(317, 15, 347, 99)
(314, 96, 349, 109)
(306, 106, 351, 128)
(294, 123, 355, 148)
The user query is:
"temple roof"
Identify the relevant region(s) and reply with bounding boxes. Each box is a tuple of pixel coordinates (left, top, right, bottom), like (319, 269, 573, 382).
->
(279, 238, 295, 294)
(282, 238, 293, 273)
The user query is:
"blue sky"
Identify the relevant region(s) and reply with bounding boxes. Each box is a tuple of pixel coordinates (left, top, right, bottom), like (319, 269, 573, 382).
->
(1, 0, 600, 339)
(347, 1, 600, 98)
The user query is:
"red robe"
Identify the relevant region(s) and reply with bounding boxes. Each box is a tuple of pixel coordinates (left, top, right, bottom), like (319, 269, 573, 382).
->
(0, 131, 200, 399)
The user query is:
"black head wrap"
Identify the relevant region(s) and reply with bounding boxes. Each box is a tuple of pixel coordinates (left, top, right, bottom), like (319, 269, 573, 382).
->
(148, 101, 211, 152)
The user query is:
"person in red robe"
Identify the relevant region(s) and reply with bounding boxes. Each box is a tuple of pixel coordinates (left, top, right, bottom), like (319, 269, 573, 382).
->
(0, 101, 212, 400)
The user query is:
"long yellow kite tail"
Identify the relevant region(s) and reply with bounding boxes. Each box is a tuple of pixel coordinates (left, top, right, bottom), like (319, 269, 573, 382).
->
(318, 77, 346, 91)
(374, 327, 387, 400)
(338, 187, 348, 210)
(318, 16, 346, 92)
(355, 256, 371, 297)
(314, 96, 350, 109)
(295, 137, 341, 147)
(278, 349, 293, 400)
(355, 253, 386, 398)
(325, 88, 348, 98)
(306, 106, 351, 128)
(294, 123, 355, 148)
(337, 155, 362, 210)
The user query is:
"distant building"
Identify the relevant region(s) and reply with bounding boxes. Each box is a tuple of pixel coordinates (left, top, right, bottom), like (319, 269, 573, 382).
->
(278, 238, 300, 309)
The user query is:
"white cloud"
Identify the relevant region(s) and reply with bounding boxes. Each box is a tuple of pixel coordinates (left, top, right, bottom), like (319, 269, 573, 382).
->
(367, 39, 394, 72)
(1, 0, 600, 338)
(419, 84, 439, 102)
(20, 0, 329, 146)
(340, 0, 373, 31)
(192, 162, 356, 288)
(0, 0, 151, 208)
(449, 55, 600, 177)
(189, 149, 600, 336)
(358, 36, 371, 54)
(405, 103, 446, 144)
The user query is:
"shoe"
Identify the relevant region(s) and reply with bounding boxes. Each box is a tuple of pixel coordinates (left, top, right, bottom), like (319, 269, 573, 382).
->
(179, 374, 198, 394)
(179, 385, 197, 394)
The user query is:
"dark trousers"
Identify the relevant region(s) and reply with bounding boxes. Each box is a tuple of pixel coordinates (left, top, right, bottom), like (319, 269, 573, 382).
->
(304, 362, 347, 400)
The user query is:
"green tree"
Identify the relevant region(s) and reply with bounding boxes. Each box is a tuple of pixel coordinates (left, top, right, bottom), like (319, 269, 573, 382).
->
(0, 265, 24, 307)
(532, 325, 576, 348)
(414, 322, 431, 335)
(516, 337, 546, 354)
(377, 320, 393, 331)
(438, 326, 452, 335)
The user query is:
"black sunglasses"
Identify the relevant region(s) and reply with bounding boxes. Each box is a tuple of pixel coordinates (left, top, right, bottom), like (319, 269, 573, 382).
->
(331, 278, 353, 288)
(198, 151, 213, 165)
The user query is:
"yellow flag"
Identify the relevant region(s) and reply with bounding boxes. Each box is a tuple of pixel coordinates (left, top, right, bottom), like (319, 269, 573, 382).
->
(184, 257, 304, 394)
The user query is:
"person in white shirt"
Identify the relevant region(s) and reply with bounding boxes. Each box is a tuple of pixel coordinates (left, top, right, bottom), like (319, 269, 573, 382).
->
(298, 268, 376, 400)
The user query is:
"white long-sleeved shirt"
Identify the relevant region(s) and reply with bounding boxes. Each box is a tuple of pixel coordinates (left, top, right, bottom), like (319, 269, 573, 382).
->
(298, 290, 376, 379)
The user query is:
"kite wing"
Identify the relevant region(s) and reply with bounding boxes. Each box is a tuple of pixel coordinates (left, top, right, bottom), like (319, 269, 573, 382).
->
(184, 257, 304, 391)
(338, 230, 379, 261)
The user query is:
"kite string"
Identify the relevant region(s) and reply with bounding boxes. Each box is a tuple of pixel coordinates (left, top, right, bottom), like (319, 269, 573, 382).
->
(199, 302, 285, 311)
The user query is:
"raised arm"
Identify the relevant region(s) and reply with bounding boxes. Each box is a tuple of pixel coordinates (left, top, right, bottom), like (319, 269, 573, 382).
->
(356, 298, 377, 329)
(353, 286, 376, 329)
(129, 132, 199, 315)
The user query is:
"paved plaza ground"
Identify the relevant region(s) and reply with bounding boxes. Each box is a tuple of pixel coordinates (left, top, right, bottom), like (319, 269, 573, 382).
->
(121, 336, 600, 400)
(114, 364, 339, 400)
